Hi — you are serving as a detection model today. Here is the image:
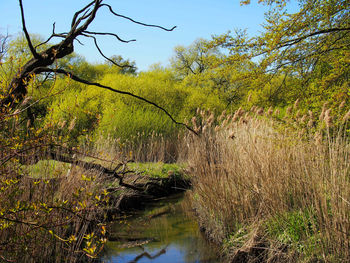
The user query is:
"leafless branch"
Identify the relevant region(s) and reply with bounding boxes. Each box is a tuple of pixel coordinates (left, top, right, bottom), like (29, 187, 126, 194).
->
(35, 23, 68, 49)
(84, 30, 136, 43)
(2, 0, 182, 138)
(74, 37, 85, 46)
(81, 33, 133, 68)
(69, 0, 102, 37)
(0, 34, 9, 60)
(71, 8, 94, 32)
(19, 0, 40, 59)
(71, 0, 96, 28)
(101, 4, 176, 32)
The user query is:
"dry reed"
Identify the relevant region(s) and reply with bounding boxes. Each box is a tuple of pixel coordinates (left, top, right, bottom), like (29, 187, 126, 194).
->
(184, 109, 350, 262)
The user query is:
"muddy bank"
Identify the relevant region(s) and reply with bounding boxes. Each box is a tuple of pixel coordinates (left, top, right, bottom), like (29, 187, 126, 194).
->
(105, 173, 192, 218)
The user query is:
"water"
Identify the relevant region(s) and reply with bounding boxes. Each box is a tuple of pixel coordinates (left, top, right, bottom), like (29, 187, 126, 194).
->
(101, 194, 222, 263)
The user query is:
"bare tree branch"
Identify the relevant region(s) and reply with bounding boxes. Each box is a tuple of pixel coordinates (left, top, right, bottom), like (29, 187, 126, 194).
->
(81, 33, 134, 68)
(69, 0, 102, 37)
(84, 30, 136, 43)
(0, 34, 9, 61)
(71, 0, 96, 28)
(1, 0, 187, 141)
(101, 4, 176, 32)
(74, 37, 85, 46)
(19, 0, 40, 59)
(35, 23, 68, 49)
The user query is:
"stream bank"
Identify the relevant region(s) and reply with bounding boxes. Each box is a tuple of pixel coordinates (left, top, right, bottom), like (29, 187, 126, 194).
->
(105, 171, 192, 219)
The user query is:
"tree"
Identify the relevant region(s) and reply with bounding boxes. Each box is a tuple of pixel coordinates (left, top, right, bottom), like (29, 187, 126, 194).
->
(0, 0, 196, 156)
(211, 0, 350, 110)
(0, 0, 194, 129)
(170, 38, 218, 79)
(107, 55, 137, 75)
(255, 0, 349, 77)
(170, 38, 255, 108)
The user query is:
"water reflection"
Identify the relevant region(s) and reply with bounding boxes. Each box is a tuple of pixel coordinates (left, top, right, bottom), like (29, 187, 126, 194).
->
(101, 194, 222, 263)
(127, 247, 167, 262)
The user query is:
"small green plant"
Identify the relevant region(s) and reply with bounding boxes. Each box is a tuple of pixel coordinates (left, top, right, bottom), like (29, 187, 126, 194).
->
(265, 209, 317, 250)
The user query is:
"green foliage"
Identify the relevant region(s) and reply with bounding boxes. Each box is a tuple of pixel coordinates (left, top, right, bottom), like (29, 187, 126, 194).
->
(0, 109, 108, 262)
(45, 80, 104, 143)
(93, 70, 179, 141)
(1, 0, 349, 261)
(128, 162, 185, 178)
(170, 38, 255, 109)
(107, 55, 137, 75)
(223, 225, 249, 251)
(266, 209, 317, 247)
(170, 38, 220, 79)
(82, 69, 224, 142)
(209, 0, 350, 114)
(264, 209, 331, 260)
(24, 160, 71, 179)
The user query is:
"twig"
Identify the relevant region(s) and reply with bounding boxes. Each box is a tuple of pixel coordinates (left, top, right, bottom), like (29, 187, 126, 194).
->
(84, 30, 136, 43)
(101, 4, 176, 31)
(82, 34, 134, 68)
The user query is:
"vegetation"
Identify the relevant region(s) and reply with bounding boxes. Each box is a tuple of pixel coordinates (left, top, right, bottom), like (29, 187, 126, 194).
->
(1, 0, 349, 262)
(184, 107, 350, 262)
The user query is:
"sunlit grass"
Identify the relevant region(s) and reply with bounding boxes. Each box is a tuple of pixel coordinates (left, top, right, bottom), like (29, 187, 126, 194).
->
(128, 162, 186, 178)
(23, 160, 71, 179)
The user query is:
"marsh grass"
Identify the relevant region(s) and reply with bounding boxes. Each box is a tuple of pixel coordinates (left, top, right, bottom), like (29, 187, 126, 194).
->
(92, 131, 182, 163)
(184, 107, 350, 262)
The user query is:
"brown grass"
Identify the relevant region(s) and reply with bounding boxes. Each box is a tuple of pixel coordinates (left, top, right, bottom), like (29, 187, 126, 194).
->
(93, 131, 181, 163)
(183, 108, 350, 262)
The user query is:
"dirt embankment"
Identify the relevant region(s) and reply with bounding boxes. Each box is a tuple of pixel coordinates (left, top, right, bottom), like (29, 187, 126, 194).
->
(105, 173, 191, 218)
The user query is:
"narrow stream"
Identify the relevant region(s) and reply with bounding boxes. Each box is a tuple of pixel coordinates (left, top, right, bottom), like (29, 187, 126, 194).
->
(101, 194, 222, 263)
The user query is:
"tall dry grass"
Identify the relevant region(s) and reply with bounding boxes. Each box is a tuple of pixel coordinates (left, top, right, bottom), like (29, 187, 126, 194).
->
(184, 108, 350, 262)
(92, 131, 181, 163)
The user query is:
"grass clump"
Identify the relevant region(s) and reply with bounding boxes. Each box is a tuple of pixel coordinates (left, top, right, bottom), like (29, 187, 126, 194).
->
(128, 162, 186, 179)
(266, 209, 317, 247)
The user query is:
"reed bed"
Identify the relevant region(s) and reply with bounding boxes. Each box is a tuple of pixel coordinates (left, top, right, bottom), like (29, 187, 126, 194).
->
(184, 107, 350, 262)
(92, 131, 181, 163)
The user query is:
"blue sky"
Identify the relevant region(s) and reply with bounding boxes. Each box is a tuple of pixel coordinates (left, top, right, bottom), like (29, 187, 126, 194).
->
(0, 0, 299, 71)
